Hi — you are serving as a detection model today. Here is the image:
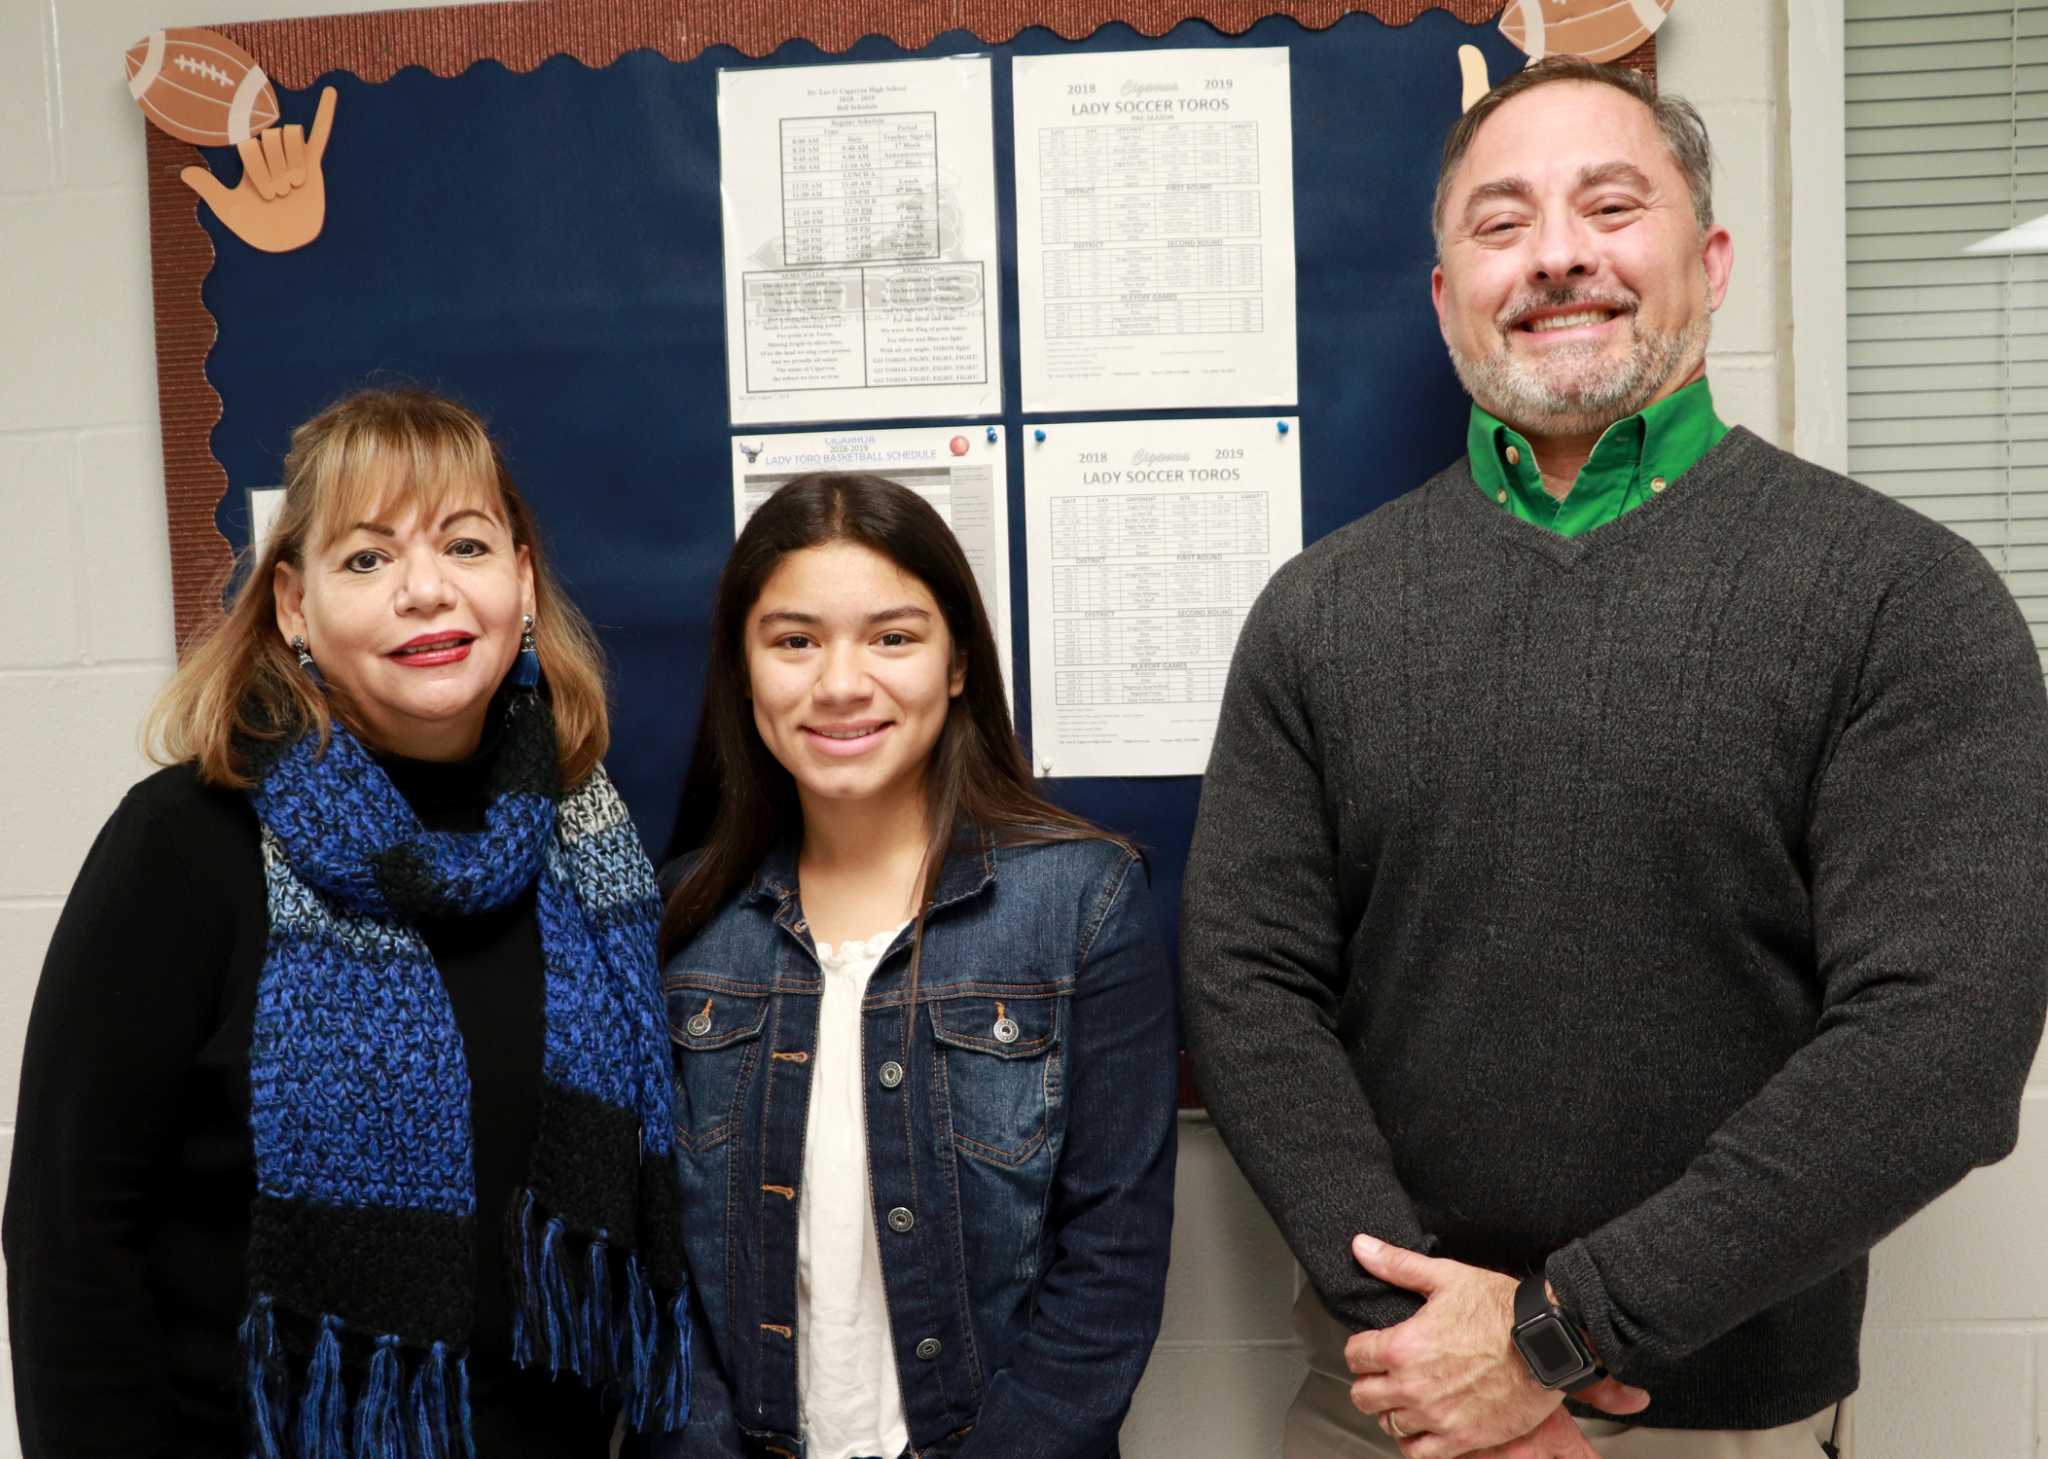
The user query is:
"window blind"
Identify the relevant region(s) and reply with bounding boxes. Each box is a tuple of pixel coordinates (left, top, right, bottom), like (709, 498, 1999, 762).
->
(1846, 0, 2048, 677)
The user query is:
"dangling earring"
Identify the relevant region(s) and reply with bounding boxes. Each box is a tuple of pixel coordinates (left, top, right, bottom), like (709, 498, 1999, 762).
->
(511, 613, 540, 689)
(289, 634, 325, 688)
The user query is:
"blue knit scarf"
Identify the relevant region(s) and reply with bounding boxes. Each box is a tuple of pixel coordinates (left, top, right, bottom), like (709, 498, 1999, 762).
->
(240, 689, 688, 1458)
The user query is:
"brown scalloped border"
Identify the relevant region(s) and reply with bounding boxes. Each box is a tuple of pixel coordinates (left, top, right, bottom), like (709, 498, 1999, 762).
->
(223, 1, 1503, 82)
(151, 0, 1651, 650)
(148, 119, 233, 653)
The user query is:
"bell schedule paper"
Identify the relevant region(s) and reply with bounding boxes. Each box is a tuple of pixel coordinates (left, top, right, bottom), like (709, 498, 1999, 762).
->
(719, 56, 1004, 426)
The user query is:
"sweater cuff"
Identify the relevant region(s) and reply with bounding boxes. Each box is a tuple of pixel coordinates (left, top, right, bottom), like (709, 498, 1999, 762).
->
(1324, 1230, 1437, 1331)
(1545, 1239, 1629, 1379)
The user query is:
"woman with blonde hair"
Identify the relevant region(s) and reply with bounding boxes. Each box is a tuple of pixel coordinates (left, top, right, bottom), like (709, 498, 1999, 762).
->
(4, 389, 690, 1459)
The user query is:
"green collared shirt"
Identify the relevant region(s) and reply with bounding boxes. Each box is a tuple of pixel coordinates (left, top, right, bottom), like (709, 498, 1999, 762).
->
(1468, 379, 1729, 538)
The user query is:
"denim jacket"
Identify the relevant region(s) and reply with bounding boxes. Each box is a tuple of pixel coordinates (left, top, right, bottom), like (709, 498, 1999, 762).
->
(657, 831, 1177, 1459)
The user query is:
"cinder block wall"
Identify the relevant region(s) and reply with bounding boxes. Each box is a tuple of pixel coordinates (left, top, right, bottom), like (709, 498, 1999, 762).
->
(6, 3, 2039, 1457)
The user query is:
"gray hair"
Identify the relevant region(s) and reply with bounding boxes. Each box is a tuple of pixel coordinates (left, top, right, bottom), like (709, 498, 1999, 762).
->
(1432, 56, 1714, 252)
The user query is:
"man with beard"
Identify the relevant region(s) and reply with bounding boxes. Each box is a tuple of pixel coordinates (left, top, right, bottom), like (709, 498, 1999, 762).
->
(1181, 55, 2048, 1459)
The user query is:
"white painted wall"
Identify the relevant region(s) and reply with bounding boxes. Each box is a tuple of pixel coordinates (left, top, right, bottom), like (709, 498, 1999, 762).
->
(2, 2, 2039, 1456)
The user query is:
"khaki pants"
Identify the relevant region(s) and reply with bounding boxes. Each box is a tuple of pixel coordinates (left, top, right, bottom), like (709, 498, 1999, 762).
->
(1285, 1287, 1844, 1459)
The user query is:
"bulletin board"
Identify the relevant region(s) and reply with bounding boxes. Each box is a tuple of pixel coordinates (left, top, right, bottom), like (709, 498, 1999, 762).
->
(139, 1, 1654, 1027)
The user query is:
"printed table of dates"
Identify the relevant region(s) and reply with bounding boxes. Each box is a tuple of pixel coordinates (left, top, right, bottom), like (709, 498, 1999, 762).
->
(1037, 120, 1267, 341)
(781, 112, 940, 266)
(1048, 492, 1273, 707)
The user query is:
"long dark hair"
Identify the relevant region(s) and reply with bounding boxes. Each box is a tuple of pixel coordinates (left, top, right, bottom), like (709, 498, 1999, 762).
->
(658, 472, 1122, 970)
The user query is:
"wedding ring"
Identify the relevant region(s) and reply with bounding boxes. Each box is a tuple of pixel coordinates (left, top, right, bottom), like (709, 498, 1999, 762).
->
(1384, 1412, 1410, 1439)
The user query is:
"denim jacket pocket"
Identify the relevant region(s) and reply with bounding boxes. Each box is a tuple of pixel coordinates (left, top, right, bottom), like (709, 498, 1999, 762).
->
(931, 993, 1063, 1167)
(665, 976, 770, 1153)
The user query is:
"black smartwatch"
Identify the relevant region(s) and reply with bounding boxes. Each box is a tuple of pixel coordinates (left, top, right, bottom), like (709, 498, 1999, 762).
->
(1511, 1273, 1602, 1392)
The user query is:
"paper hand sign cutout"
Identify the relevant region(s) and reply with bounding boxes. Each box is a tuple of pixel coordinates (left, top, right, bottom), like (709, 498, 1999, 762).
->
(1459, 46, 1492, 111)
(177, 85, 337, 254)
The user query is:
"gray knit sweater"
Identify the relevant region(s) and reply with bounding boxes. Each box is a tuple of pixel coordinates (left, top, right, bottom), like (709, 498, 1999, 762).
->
(1180, 427, 2048, 1430)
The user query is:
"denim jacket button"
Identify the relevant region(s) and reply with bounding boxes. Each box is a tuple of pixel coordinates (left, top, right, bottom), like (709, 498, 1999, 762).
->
(887, 1206, 916, 1234)
(992, 1016, 1020, 1044)
(685, 1013, 712, 1037)
(879, 1060, 905, 1089)
(915, 1338, 941, 1361)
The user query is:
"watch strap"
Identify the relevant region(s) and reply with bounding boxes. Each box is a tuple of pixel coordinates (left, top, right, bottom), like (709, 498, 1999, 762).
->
(1514, 1271, 1553, 1328)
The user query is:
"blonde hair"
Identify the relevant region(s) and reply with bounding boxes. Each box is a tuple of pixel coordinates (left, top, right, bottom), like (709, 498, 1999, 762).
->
(148, 388, 610, 788)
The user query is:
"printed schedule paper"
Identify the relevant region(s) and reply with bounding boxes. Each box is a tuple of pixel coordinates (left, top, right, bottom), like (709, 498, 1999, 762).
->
(730, 426, 1014, 703)
(1012, 48, 1298, 413)
(1023, 417, 1301, 777)
(719, 57, 1004, 426)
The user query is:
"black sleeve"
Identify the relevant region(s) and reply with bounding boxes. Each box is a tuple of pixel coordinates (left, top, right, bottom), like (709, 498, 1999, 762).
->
(1180, 557, 1433, 1334)
(4, 775, 248, 1458)
(1548, 544, 2048, 1374)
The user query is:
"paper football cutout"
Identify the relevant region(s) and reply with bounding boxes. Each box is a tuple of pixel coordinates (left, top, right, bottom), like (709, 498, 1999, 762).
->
(126, 27, 280, 147)
(1499, 0, 1676, 65)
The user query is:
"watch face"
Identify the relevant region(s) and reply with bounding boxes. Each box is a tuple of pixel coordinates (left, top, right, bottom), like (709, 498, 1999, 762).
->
(1522, 1320, 1579, 1377)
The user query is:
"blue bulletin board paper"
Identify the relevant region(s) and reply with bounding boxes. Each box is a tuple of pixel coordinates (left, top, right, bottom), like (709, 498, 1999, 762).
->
(193, 12, 1529, 959)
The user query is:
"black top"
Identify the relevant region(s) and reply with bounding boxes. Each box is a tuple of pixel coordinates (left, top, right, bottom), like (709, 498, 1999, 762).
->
(1181, 430, 2048, 1429)
(4, 756, 615, 1457)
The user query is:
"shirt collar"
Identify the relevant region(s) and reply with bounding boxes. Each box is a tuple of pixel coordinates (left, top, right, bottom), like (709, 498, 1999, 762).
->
(744, 824, 998, 915)
(1467, 378, 1728, 536)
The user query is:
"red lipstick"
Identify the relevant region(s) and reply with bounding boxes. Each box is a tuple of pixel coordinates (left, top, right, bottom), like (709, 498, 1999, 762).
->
(388, 632, 474, 667)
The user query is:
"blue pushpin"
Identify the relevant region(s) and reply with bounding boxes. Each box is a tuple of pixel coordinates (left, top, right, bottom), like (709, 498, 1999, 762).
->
(1033, 428, 1047, 443)
(986, 426, 998, 442)
(1276, 420, 1290, 435)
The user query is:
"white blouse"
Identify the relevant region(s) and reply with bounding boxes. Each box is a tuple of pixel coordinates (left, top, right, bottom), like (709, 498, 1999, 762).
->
(799, 923, 911, 1459)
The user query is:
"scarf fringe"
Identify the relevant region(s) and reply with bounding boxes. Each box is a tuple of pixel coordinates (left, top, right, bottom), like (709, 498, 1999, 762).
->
(506, 1188, 692, 1433)
(242, 1298, 287, 1459)
(299, 1317, 345, 1458)
(240, 1297, 479, 1459)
